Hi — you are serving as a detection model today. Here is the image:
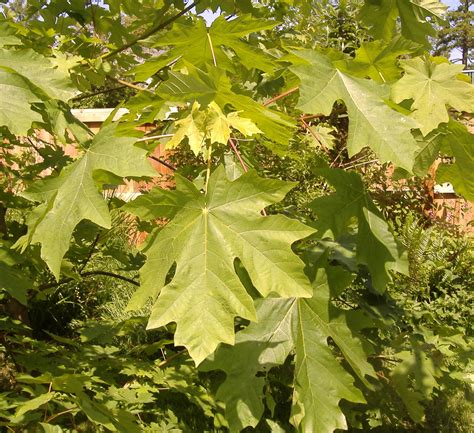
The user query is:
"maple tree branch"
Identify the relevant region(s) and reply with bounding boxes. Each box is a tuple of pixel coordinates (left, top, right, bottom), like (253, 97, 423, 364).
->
(228, 136, 248, 172)
(38, 271, 140, 291)
(158, 349, 187, 368)
(300, 117, 328, 152)
(149, 154, 176, 171)
(102, 2, 199, 60)
(81, 271, 140, 286)
(264, 86, 299, 106)
(71, 84, 128, 102)
(79, 232, 101, 273)
(113, 78, 146, 92)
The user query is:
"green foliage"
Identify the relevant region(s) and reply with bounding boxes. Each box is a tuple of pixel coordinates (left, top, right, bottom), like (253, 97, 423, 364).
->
(0, 0, 473, 432)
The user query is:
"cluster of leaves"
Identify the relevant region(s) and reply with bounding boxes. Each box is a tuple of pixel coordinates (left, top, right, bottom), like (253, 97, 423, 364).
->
(0, 0, 473, 432)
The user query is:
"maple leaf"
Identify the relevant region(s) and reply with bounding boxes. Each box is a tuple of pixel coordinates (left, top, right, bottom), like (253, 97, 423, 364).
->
(310, 168, 407, 292)
(15, 124, 156, 278)
(0, 48, 76, 135)
(391, 57, 474, 136)
(167, 101, 261, 155)
(128, 166, 314, 364)
(202, 264, 376, 433)
(145, 15, 276, 73)
(155, 63, 294, 146)
(291, 50, 419, 172)
(343, 36, 420, 83)
(361, 0, 447, 46)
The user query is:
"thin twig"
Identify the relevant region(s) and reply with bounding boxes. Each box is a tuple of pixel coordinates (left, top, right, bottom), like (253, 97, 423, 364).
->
(263, 86, 299, 106)
(81, 271, 140, 286)
(138, 134, 174, 142)
(79, 232, 101, 273)
(228, 137, 248, 172)
(343, 158, 379, 170)
(45, 408, 76, 423)
(38, 271, 140, 291)
(71, 85, 127, 102)
(300, 117, 328, 152)
(149, 154, 176, 171)
(101, 2, 198, 60)
(158, 349, 187, 368)
(113, 78, 145, 92)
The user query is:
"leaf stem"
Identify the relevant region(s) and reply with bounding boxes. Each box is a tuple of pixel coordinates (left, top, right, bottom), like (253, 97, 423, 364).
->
(207, 32, 217, 67)
(204, 142, 212, 194)
(113, 78, 145, 92)
(45, 408, 76, 423)
(148, 154, 176, 171)
(300, 117, 329, 152)
(264, 87, 299, 106)
(228, 136, 248, 172)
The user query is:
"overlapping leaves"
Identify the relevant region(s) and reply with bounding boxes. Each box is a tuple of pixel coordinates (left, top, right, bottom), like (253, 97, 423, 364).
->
(291, 50, 419, 171)
(126, 166, 314, 364)
(202, 263, 376, 433)
(310, 168, 407, 292)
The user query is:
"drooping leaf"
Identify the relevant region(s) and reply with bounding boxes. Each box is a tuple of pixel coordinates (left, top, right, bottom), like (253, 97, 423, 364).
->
(15, 392, 55, 417)
(16, 124, 156, 278)
(202, 265, 376, 433)
(436, 120, 474, 201)
(0, 49, 77, 134)
(306, 124, 336, 149)
(76, 392, 141, 432)
(391, 57, 474, 135)
(291, 50, 418, 171)
(361, 0, 447, 46)
(310, 168, 407, 292)
(130, 166, 314, 364)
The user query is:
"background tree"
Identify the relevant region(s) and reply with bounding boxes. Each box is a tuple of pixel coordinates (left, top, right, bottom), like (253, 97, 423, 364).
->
(434, 0, 473, 67)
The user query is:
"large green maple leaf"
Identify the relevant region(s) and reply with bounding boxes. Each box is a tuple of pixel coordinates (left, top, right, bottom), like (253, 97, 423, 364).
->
(0, 48, 76, 135)
(391, 57, 474, 136)
(310, 168, 407, 292)
(128, 166, 314, 364)
(291, 50, 418, 172)
(202, 264, 376, 433)
(144, 15, 276, 73)
(16, 124, 156, 278)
